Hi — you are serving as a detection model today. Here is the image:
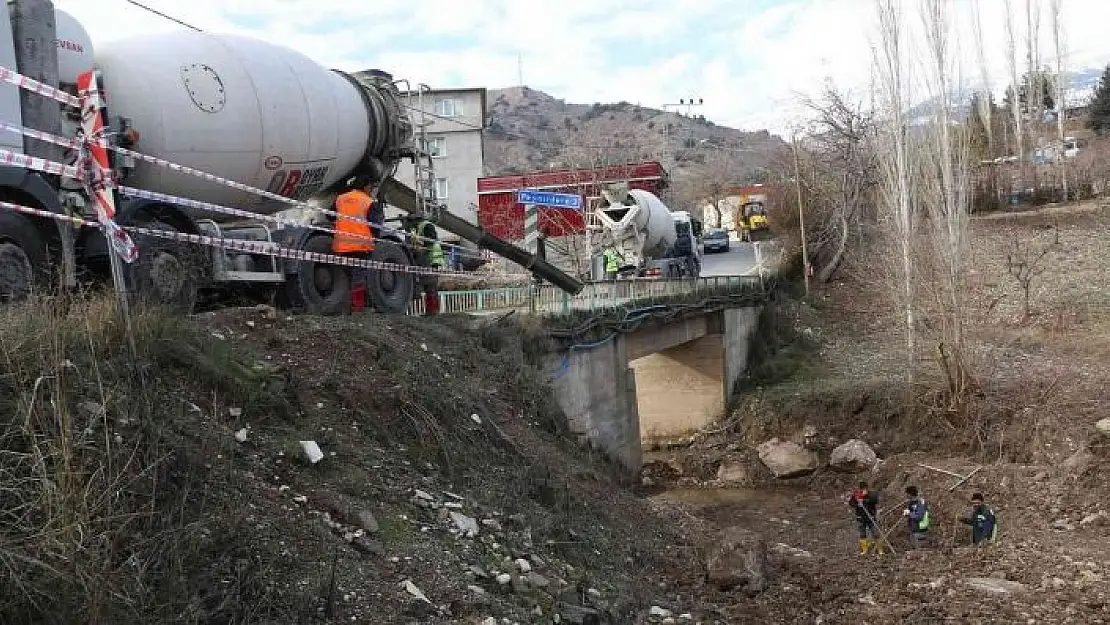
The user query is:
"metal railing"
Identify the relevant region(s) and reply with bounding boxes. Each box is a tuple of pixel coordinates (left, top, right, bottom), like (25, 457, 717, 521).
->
(406, 274, 762, 316)
(405, 240, 785, 316)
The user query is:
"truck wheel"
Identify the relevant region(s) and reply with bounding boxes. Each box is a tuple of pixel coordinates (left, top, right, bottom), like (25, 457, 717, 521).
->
(287, 235, 351, 316)
(126, 220, 201, 313)
(0, 211, 48, 300)
(366, 240, 414, 314)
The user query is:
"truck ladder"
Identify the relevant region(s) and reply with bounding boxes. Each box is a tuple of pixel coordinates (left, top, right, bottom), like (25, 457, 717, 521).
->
(406, 83, 440, 219)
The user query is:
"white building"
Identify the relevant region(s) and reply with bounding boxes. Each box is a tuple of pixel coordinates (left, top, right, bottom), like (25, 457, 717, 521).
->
(392, 87, 487, 241)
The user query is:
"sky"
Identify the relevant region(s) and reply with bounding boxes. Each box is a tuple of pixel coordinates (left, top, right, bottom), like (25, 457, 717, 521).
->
(53, 0, 1110, 136)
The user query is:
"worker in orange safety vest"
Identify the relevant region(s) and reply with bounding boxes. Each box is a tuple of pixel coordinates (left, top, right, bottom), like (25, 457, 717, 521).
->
(332, 174, 376, 255)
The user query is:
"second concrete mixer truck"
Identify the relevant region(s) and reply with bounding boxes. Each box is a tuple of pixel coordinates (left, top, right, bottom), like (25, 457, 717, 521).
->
(0, 0, 582, 313)
(595, 183, 702, 279)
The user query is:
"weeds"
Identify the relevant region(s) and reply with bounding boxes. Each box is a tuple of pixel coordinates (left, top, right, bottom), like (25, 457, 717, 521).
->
(0, 294, 288, 624)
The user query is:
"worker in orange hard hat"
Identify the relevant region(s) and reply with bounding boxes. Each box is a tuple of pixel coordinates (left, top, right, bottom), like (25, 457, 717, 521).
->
(332, 175, 376, 255)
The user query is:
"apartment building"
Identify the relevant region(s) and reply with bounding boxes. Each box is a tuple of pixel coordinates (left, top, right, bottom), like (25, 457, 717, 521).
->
(391, 87, 487, 241)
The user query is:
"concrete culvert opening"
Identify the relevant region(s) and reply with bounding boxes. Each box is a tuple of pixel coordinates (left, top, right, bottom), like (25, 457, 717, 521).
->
(633, 333, 727, 449)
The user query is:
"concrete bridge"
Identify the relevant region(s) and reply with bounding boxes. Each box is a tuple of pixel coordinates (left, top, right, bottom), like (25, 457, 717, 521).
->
(547, 303, 763, 481)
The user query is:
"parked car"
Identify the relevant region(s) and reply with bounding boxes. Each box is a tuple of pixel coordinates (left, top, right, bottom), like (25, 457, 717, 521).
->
(702, 228, 730, 253)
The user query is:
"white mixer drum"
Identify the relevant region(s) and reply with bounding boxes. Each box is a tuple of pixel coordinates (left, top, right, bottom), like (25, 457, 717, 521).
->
(94, 32, 371, 216)
(54, 8, 94, 85)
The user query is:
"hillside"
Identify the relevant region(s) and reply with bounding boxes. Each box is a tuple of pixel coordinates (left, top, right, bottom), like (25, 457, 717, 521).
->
(483, 86, 788, 204)
(0, 299, 707, 624)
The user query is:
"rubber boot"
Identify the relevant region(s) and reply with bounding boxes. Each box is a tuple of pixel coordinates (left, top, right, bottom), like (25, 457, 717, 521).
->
(874, 539, 885, 556)
(858, 538, 870, 555)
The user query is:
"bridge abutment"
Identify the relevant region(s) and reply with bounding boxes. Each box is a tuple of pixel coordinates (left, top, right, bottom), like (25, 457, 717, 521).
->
(549, 306, 762, 481)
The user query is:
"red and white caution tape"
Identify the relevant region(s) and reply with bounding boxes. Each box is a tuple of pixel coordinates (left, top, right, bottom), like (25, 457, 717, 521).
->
(0, 194, 480, 278)
(78, 69, 138, 263)
(0, 120, 81, 150)
(0, 147, 81, 178)
(0, 66, 81, 107)
(127, 225, 474, 277)
(0, 198, 91, 228)
(0, 65, 484, 265)
(113, 142, 481, 256)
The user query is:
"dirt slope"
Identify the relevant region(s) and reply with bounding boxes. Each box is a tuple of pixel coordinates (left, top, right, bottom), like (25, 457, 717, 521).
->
(0, 299, 699, 624)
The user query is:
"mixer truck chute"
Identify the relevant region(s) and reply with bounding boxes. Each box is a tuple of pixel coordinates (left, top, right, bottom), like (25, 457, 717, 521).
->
(595, 183, 701, 279)
(0, 0, 582, 314)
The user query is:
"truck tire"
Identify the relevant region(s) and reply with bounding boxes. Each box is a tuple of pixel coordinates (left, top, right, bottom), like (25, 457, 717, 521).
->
(366, 239, 414, 314)
(126, 219, 201, 313)
(0, 211, 48, 300)
(286, 235, 351, 316)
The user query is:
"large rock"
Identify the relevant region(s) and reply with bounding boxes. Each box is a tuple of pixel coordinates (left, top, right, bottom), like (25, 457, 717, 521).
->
(1063, 447, 1094, 475)
(757, 438, 819, 479)
(716, 459, 750, 484)
(705, 526, 768, 595)
(829, 439, 878, 472)
(1095, 418, 1110, 439)
(965, 577, 1027, 595)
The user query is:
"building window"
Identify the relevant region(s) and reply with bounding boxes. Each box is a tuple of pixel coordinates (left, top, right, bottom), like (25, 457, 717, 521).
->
(435, 177, 449, 199)
(428, 136, 446, 157)
(435, 98, 463, 117)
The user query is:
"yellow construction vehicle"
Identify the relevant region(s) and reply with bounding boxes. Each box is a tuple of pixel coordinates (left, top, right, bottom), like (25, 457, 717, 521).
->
(733, 186, 771, 242)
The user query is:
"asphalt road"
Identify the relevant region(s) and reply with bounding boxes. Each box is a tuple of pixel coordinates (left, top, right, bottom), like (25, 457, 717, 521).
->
(700, 239, 759, 277)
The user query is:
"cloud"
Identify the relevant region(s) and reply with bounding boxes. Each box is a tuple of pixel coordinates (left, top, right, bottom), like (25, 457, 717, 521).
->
(52, 0, 1110, 137)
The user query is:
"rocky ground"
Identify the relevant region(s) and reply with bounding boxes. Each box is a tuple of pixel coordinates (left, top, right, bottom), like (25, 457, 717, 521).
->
(0, 298, 714, 624)
(640, 202, 1110, 624)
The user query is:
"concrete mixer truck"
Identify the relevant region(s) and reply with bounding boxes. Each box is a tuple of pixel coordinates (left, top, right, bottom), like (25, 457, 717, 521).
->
(595, 183, 702, 279)
(0, 0, 582, 314)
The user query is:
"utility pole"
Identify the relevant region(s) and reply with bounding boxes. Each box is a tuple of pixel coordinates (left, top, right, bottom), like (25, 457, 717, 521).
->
(518, 52, 524, 87)
(791, 134, 809, 297)
(661, 97, 704, 152)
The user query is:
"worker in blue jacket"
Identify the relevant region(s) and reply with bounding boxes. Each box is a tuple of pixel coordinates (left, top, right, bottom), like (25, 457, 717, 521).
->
(960, 492, 998, 545)
(902, 485, 930, 549)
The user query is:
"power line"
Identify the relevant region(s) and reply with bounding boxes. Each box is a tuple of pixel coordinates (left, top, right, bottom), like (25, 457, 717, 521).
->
(123, 0, 203, 31)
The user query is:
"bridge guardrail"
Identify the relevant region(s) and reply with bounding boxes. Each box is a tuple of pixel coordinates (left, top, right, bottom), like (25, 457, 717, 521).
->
(407, 240, 785, 316)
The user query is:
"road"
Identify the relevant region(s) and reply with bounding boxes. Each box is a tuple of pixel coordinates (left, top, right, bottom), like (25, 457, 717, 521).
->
(700, 240, 759, 276)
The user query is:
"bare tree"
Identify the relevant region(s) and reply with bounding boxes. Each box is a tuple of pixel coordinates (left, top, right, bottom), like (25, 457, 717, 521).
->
(874, 0, 917, 386)
(1005, 0, 1025, 173)
(971, 1, 994, 154)
(1007, 237, 1057, 320)
(1050, 0, 1068, 201)
(798, 86, 879, 283)
(919, 0, 975, 405)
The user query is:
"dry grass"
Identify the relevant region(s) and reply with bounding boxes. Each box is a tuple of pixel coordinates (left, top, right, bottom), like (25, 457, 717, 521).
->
(0, 291, 702, 623)
(785, 202, 1110, 463)
(0, 294, 292, 623)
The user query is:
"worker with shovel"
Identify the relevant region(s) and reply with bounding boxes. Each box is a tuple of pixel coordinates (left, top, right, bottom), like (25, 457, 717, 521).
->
(903, 485, 931, 549)
(960, 492, 998, 546)
(847, 481, 884, 556)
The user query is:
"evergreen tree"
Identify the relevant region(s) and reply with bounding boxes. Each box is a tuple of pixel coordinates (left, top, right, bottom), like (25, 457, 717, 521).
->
(1086, 65, 1110, 135)
(1003, 69, 1057, 116)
